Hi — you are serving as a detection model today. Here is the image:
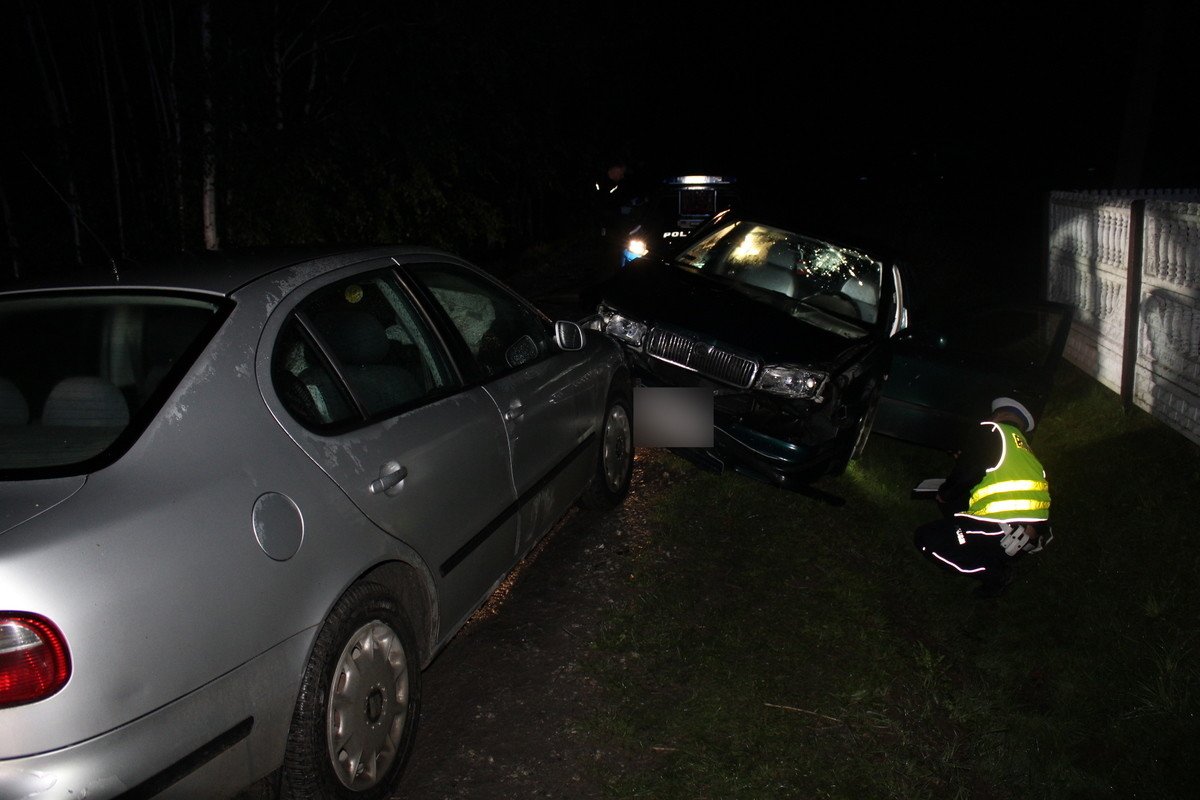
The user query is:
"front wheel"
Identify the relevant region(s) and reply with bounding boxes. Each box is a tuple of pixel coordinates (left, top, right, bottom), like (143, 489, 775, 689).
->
(848, 394, 879, 461)
(827, 389, 880, 477)
(281, 582, 421, 800)
(580, 388, 634, 510)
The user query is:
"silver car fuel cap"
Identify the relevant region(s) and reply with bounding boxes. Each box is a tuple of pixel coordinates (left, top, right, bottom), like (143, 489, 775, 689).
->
(252, 492, 304, 561)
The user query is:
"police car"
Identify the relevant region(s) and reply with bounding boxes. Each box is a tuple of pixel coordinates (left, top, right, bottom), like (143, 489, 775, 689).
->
(623, 174, 739, 265)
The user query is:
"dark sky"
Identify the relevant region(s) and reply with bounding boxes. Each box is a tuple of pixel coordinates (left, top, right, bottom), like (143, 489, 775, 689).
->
(2, 0, 1195, 270)
(585, 0, 1195, 192)
(6, 0, 1194, 189)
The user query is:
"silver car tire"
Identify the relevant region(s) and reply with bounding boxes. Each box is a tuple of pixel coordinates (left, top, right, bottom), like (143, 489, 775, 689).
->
(580, 389, 634, 510)
(281, 581, 421, 799)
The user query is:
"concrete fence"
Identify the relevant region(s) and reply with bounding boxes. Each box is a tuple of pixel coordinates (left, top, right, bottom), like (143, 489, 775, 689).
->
(1046, 190, 1200, 446)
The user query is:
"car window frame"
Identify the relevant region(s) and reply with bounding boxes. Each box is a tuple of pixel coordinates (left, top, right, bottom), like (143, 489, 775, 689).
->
(267, 261, 468, 436)
(0, 288, 231, 481)
(397, 260, 559, 387)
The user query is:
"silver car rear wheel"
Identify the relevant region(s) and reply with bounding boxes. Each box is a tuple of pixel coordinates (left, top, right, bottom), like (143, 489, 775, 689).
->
(282, 581, 421, 799)
(326, 620, 411, 790)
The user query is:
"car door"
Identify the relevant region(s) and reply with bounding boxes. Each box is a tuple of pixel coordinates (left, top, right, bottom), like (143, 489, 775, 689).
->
(402, 260, 597, 552)
(875, 299, 1074, 451)
(264, 262, 520, 629)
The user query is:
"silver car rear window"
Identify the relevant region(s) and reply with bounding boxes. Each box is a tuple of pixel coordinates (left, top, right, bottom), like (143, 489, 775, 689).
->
(0, 292, 222, 473)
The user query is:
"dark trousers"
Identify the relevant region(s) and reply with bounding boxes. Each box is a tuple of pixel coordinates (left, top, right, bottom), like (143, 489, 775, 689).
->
(914, 516, 1018, 591)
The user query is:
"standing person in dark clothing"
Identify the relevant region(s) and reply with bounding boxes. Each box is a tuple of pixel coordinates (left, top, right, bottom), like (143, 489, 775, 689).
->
(914, 397, 1053, 598)
(591, 156, 630, 239)
(585, 155, 644, 277)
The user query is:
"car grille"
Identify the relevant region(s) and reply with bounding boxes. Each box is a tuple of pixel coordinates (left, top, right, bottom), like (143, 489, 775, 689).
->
(645, 328, 758, 388)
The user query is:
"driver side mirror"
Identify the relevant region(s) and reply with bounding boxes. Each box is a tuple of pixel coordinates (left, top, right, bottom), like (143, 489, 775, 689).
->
(554, 320, 585, 351)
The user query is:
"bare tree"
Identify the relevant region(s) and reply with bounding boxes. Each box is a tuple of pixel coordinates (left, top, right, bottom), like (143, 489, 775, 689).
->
(267, 0, 371, 130)
(200, 0, 219, 250)
(138, 0, 185, 251)
(93, 0, 127, 258)
(22, 0, 84, 265)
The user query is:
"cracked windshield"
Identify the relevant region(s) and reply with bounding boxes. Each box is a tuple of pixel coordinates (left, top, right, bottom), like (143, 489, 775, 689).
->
(677, 222, 882, 335)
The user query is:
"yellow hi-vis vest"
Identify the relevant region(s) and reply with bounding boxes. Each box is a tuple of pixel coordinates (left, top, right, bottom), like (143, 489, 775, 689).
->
(961, 421, 1050, 523)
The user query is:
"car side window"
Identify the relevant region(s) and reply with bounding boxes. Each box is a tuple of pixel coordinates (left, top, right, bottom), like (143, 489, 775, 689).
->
(406, 263, 552, 379)
(272, 270, 455, 427)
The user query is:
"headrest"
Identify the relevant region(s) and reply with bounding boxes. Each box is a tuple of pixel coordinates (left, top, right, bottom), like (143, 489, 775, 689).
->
(764, 241, 797, 270)
(42, 376, 130, 428)
(317, 310, 389, 365)
(0, 377, 30, 425)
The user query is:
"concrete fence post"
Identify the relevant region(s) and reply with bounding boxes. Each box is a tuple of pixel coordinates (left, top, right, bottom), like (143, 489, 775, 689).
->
(1121, 200, 1145, 411)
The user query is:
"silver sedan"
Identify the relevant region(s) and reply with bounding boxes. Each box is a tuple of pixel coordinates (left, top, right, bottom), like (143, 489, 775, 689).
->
(0, 246, 634, 798)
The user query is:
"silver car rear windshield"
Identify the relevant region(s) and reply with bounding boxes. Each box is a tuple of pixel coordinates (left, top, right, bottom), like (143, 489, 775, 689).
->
(0, 292, 223, 473)
(674, 222, 883, 336)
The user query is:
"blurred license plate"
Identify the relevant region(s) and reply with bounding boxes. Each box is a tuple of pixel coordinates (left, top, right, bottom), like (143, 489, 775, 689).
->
(634, 387, 713, 447)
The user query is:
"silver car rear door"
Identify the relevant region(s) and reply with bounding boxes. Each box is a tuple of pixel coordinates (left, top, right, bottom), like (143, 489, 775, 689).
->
(259, 260, 520, 633)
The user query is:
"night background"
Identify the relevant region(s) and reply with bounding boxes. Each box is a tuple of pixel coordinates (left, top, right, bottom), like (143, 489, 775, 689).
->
(3, 0, 1197, 300)
(4, 4, 1200, 796)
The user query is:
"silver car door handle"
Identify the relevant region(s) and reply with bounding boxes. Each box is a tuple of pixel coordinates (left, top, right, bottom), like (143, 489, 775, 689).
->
(505, 400, 524, 421)
(369, 463, 408, 495)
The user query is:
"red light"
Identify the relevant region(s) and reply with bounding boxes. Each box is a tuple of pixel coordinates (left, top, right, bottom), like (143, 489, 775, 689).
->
(0, 613, 71, 708)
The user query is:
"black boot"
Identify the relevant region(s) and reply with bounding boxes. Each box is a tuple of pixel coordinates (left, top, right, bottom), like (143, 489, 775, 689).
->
(972, 564, 1014, 599)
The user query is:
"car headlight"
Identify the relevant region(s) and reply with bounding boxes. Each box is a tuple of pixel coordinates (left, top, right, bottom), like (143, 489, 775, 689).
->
(624, 237, 649, 261)
(598, 308, 648, 348)
(757, 364, 829, 401)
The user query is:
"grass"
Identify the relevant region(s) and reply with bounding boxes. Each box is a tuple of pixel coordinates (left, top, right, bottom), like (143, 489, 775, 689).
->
(585, 363, 1200, 799)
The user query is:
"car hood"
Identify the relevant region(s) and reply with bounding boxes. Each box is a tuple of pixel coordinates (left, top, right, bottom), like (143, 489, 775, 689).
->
(0, 476, 86, 537)
(594, 261, 875, 370)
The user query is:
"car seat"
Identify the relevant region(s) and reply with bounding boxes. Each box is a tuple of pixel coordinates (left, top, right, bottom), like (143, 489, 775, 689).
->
(41, 376, 130, 428)
(311, 309, 422, 418)
(0, 377, 30, 425)
(737, 241, 798, 298)
(838, 277, 878, 324)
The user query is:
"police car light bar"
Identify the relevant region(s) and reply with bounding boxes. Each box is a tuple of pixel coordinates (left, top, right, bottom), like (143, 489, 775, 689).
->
(666, 175, 736, 186)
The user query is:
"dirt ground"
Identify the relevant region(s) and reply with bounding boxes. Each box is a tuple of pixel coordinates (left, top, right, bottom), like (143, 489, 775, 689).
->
(391, 453, 673, 799)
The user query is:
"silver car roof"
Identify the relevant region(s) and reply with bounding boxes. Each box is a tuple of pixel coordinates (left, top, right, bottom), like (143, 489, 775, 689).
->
(0, 245, 459, 297)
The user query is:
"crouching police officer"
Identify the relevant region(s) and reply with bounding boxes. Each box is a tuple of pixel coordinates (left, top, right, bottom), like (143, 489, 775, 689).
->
(914, 397, 1053, 598)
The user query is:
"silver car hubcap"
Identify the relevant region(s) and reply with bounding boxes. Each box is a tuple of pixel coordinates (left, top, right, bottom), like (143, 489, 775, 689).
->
(601, 404, 632, 491)
(326, 620, 410, 789)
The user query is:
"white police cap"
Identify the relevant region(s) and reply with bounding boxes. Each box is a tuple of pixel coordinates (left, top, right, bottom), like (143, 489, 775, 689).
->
(991, 396, 1035, 432)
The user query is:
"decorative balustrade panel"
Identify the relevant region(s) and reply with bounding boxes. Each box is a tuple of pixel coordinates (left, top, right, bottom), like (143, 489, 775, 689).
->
(1047, 193, 1200, 446)
(1136, 202, 1200, 444)
(1046, 192, 1132, 394)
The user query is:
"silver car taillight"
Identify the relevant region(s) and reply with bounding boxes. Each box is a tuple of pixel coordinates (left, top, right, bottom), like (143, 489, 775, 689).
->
(0, 613, 71, 708)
